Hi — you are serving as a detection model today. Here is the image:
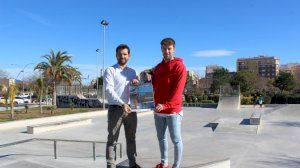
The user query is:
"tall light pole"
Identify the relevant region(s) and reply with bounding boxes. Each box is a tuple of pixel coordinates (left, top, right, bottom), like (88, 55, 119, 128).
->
(14, 63, 34, 96)
(96, 49, 101, 99)
(100, 19, 109, 110)
(21, 63, 35, 96)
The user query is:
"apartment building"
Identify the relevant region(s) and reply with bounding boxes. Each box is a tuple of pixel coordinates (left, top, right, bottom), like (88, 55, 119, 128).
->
(237, 55, 280, 78)
(205, 64, 222, 79)
(281, 63, 300, 81)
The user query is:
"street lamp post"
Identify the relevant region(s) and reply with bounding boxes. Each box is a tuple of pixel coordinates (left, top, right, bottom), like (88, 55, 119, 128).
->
(100, 20, 109, 110)
(21, 63, 34, 97)
(95, 49, 101, 99)
(14, 63, 35, 96)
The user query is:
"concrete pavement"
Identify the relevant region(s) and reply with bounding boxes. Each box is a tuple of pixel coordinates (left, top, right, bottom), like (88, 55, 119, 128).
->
(0, 105, 300, 167)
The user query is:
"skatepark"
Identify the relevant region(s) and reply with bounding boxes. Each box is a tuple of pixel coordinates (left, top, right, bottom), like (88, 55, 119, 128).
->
(1, 100, 300, 167)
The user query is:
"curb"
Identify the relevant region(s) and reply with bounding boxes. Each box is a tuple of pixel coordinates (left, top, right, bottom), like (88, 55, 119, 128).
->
(0, 110, 108, 130)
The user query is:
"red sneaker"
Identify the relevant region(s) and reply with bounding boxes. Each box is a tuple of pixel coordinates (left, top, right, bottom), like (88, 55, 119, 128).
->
(155, 163, 171, 168)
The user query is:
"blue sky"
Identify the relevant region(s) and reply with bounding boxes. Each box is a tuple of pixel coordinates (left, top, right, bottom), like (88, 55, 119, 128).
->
(1, 0, 300, 84)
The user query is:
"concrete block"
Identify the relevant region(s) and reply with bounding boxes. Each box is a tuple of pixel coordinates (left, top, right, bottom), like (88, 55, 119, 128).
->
(27, 118, 92, 134)
(0, 110, 107, 130)
(250, 112, 261, 125)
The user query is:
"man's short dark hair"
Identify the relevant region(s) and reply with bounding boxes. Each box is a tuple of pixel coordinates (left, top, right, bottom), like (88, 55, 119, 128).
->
(116, 44, 130, 54)
(160, 38, 175, 47)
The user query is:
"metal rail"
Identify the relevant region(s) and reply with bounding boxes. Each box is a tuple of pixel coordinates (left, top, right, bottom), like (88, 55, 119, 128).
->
(0, 138, 122, 161)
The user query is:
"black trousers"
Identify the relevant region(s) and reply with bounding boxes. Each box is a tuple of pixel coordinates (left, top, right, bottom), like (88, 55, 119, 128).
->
(106, 105, 137, 168)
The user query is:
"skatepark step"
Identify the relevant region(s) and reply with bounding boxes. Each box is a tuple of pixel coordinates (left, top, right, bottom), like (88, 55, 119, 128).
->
(209, 118, 259, 134)
(116, 158, 230, 168)
(250, 111, 261, 125)
(27, 118, 92, 134)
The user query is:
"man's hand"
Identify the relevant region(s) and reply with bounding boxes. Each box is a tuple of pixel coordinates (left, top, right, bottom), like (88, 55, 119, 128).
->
(155, 104, 164, 113)
(122, 104, 132, 113)
(131, 79, 139, 86)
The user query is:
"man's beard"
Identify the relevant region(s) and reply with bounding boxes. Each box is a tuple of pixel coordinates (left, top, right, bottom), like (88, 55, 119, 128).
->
(118, 59, 127, 66)
(163, 54, 173, 60)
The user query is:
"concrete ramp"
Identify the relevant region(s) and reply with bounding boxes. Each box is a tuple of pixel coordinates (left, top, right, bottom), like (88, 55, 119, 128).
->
(217, 95, 240, 110)
(76, 94, 86, 99)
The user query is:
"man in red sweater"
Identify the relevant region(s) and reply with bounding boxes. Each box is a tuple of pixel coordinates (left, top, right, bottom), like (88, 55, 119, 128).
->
(152, 38, 187, 168)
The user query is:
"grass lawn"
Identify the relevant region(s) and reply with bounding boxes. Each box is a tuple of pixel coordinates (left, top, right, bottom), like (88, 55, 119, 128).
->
(0, 107, 103, 122)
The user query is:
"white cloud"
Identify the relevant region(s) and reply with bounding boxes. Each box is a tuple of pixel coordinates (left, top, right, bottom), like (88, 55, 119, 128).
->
(192, 50, 236, 57)
(17, 9, 51, 26)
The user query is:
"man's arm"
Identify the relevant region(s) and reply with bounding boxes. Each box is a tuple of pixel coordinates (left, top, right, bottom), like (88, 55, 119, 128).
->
(161, 64, 187, 110)
(104, 68, 125, 106)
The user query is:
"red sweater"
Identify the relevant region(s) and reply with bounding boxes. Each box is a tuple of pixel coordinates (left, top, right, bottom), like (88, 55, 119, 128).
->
(152, 57, 187, 114)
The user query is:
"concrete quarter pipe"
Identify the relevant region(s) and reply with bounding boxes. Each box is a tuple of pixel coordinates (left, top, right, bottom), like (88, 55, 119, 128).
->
(217, 94, 241, 110)
(217, 85, 241, 110)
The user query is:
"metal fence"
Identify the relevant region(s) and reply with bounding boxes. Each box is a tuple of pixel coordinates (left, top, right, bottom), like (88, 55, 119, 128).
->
(56, 85, 104, 99)
(0, 138, 122, 161)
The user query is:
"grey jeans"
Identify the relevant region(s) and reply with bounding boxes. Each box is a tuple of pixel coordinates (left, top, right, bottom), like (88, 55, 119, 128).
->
(106, 105, 137, 168)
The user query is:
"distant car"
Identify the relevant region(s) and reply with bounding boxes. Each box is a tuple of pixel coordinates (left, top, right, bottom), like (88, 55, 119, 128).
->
(17, 93, 33, 98)
(0, 97, 6, 105)
(23, 97, 31, 103)
(14, 97, 25, 104)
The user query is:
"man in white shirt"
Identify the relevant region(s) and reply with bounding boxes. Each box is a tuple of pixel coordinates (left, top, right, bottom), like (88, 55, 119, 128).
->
(104, 44, 140, 168)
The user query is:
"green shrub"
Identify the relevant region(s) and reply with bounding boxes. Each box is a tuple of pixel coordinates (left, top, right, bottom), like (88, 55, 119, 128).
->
(241, 96, 252, 105)
(203, 95, 208, 100)
(196, 94, 203, 102)
(46, 105, 57, 114)
(209, 94, 219, 103)
(264, 95, 271, 104)
(70, 102, 75, 110)
(271, 93, 300, 104)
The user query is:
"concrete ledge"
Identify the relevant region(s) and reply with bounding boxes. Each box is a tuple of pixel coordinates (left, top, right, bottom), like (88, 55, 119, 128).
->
(27, 118, 92, 134)
(0, 109, 153, 131)
(0, 110, 107, 130)
(250, 111, 261, 125)
(198, 158, 230, 168)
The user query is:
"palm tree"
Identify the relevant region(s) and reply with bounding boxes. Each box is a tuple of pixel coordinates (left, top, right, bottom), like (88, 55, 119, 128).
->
(35, 49, 72, 106)
(62, 66, 82, 95)
(8, 84, 18, 119)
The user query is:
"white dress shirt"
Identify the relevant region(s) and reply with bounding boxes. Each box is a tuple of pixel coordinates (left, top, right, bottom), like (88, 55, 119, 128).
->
(104, 64, 137, 106)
